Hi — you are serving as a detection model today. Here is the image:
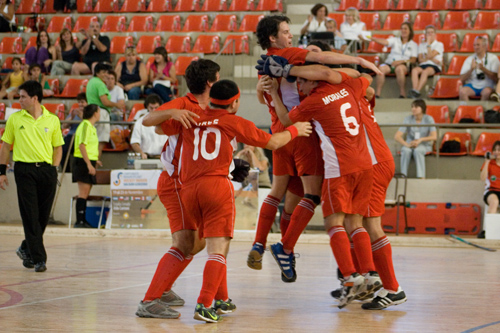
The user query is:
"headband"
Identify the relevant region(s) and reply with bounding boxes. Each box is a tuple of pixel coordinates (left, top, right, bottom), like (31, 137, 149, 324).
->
(210, 90, 240, 105)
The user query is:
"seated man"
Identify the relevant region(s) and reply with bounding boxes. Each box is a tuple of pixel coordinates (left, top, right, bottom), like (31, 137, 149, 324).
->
(130, 94, 165, 159)
(459, 36, 499, 101)
(71, 21, 111, 75)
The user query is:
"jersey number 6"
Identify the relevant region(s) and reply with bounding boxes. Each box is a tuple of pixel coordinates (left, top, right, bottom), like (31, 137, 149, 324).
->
(193, 127, 221, 161)
(340, 102, 360, 136)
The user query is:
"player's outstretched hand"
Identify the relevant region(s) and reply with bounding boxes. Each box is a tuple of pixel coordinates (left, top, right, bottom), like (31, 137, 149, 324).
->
(257, 55, 296, 82)
(0, 175, 8, 190)
(231, 159, 251, 182)
(294, 122, 313, 137)
(170, 109, 200, 129)
(358, 57, 382, 75)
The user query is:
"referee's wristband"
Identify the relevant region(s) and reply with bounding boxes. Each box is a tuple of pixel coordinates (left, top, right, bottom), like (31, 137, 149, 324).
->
(0, 164, 7, 176)
(286, 125, 299, 140)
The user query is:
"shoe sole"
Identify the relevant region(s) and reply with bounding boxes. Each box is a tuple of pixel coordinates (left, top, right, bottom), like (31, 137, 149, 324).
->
(362, 297, 407, 310)
(136, 310, 180, 319)
(193, 312, 221, 323)
(35, 266, 47, 272)
(162, 300, 185, 307)
(269, 246, 295, 282)
(338, 282, 363, 309)
(215, 308, 235, 315)
(356, 279, 383, 300)
(247, 250, 263, 270)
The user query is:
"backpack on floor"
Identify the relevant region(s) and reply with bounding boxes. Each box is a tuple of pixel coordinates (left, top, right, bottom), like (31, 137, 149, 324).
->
(440, 140, 461, 153)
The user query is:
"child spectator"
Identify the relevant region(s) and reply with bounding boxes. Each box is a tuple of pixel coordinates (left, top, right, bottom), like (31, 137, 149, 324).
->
(0, 57, 24, 99)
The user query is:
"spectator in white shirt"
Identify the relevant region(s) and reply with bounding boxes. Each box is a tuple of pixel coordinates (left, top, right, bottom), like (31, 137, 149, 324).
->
(130, 94, 165, 159)
(106, 70, 126, 122)
(409, 25, 444, 98)
(300, 3, 328, 37)
(340, 7, 366, 50)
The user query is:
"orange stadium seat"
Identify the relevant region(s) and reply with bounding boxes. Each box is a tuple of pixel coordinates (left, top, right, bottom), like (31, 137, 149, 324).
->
(426, 105, 450, 124)
(360, 13, 381, 30)
(166, 36, 192, 53)
(382, 13, 410, 30)
(446, 55, 467, 75)
(73, 16, 99, 32)
(453, 105, 484, 124)
(474, 12, 500, 30)
(228, 0, 255, 10)
(442, 11, 472, 30)
(437, 33, 459, 52)
(16, 0, 41, 14)
(93, 0, 120, 12)
(145, 56, 155, 72)
(182, 15, 209, 32)
(41, 0, 57, 13)
(173, 0, 200, 11)
(222, 35, 250, 54)
(175, 56, 200, 76)
(358, 55, 381, 70)
(44, 103, 65, 120)
(201, 0, 228, 11)
(110, 36, 135, 54)
(256, 0, 283, 11)
(46, 16, 72, 33)
(328, 13, 345, 26)
(127, 15, 154, 32)
(0, 103, 5, 120)
(1, 57, 24, 70)
(437, 132, 471, 156)
(459, 33, 490, 53)
(429, 78, 461, 99)
(424, 0, 452, 10)
(472, 133, 500, 156)
(210, 14, 238, 32)
(146, 0, 172, 11)
(395, 0, 422, 10)
(0, 37, 23, 54)
(127, 103, 145, 122)
(23, 37, 37, 53)
(155, 15, 181, 32)
(413, 12, 441, 30)
(23, 16, 46, 32)
(364, 34, 393, 53)
(136, 35, 162, 53)
(103, 129, 130, 152)
(238, 14, 264, 32)
(366, 0, 394, 11)
(120, 0, 147, 12)
(413, 33, 425, 44)
(55, 79, 88, 98)
(337, 0, 365, 10)
(484, 0, 500, 9)
(101, 16, 127, 33)
(492, 34, 500, 52)
(47, 78, 60, 96)
(454, 0, 482, 10)
(192, 35, 221, 54)
(77, 0, 94, 12)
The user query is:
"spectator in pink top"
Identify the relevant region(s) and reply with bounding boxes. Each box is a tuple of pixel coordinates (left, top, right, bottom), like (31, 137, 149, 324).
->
(145, 47, 177, 103)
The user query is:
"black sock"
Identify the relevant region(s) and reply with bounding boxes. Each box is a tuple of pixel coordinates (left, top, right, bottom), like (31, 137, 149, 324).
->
(76, 198, 87, 224)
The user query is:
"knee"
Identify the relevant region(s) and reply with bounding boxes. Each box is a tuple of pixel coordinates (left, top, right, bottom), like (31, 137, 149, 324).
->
(304, 193, 321, 205)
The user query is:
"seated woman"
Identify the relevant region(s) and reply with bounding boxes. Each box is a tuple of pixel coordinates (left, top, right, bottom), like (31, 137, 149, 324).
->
(300, 3, 328, 37)
(394, 99, 436, 179)
(0, 0, 15, 32)
(115, 46, 148, 100)
(366, 22, 417, 98)
(340, 7, 366, 51)
(51, 28, 82, 75)
(235, 144, 271, 188)
(409, 25, 444, 98)
(481, 141, 500, 214)
(145, 47, 177, 103)
(25, 30, 56, 74)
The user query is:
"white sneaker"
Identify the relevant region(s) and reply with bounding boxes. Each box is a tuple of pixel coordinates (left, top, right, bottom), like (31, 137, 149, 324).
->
(338, 273, 364, 309)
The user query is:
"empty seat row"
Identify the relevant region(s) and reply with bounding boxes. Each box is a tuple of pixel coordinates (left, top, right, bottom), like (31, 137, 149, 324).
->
(435, 131, 500, 156)
(336, 0, 500, 11)
(424, 104, 500, 124)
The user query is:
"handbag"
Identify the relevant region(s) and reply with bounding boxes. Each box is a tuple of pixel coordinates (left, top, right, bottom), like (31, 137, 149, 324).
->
(153, 80, 171, 88)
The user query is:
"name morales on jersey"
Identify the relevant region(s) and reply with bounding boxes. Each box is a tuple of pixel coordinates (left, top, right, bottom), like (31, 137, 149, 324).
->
(322, 88, 349, 105)
(196, 119, 219, 127)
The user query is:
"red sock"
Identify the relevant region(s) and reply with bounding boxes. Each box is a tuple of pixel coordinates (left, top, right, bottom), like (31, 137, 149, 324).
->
(350, 227, 375, 274)
(254, 195, 280, 247)
(328, 226, 356, 277)
(143, 247, 192, 301)
(372, 236, 399, 292)
(197, 254, 226, 307)
(280, 210, 292, 237)
(350, 242, 361, 273)
(214, 262, 228, 301)
(282, 198, 316, 252)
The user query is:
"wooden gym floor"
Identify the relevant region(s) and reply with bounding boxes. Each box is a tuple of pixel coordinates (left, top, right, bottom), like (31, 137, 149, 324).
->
(1, 227, 499, 332)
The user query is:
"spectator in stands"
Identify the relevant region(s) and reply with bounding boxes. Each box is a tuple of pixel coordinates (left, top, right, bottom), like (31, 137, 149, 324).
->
(409, 25, 444, 99)
(0, 57, 23, 99)
(491, 72, 500, 102)
(25, 30, 56, 74)
(145, 47, 177, 103)
(481, 141, 500, 214)
(54, 0, 76, 12)
(61, 93, 86, 172)
(367, 22, 417, 98)
(0, 0, 15, 32)
(235, 145, 272, 188)
(26, 64, 54, 97)
(300, 3, 328, 36)
(106, 70, 126, 122)
(459, 36, 500, 101)
(72, 21, 110, 75)
(115, 47, 148, 101)
(325, 19, 347, 52)
(51, 29, 82, 76)
(130, 94, 165, 159)
(394, 99, 436, 179)
(340, 7, 366, 51)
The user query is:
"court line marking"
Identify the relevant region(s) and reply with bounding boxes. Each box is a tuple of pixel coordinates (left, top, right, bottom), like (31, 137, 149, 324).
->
(461, 321, 500, 333)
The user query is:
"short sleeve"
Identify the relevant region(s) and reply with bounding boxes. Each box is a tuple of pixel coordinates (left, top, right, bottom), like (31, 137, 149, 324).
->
(418, 43, 426, 55)
(426, 115, 437, 132)
(130, 118, 143, 144)
(101, 36, 111, 49)
(97, 80, 110, 98)
(490, 55, 500, 73)
(435, 42, 444, 55)
(410, 41, 418, 57)
(398, 116, 410, 133)
(1, 115, 15, 144)
(386, 37, 396, 48)
(289, 104, 312, 123)
(460, 56, 473, 75)
(275, 47, 309, 65)
(233, 117, 271, 148)
(52, 118, 65, 147)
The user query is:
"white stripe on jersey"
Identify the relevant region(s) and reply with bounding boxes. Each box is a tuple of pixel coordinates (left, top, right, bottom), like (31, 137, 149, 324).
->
(364, 124, 378, 166)
(313, 120, 341, 179)
(161, 134, 178, 176)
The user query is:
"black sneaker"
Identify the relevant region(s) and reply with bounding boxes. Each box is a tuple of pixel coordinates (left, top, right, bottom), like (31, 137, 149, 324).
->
(214, 299, 237, 315)
(17, 246, 34, 268)
(193, 303, 221, 323)
(74, 221, 93, 228)
(34, 262, 47, 272)
(362, 287, 407, 310)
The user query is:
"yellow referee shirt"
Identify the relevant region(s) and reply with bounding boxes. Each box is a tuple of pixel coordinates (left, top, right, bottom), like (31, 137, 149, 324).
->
(74, 119, 99, 161)
(1, 106, 64, 164)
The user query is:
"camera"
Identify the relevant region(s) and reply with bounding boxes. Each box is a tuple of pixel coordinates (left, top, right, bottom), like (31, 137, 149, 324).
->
(477, 72, 485, 80)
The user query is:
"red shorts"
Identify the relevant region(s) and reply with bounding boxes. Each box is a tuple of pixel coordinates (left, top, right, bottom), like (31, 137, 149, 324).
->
(321, 168, 373, 217)
(287, 176, 304, 197)
(365, 160, 395, 218)
(157, 172, 196, 233)
(180, 176, 235, 239)
(272, 131, 324, 177)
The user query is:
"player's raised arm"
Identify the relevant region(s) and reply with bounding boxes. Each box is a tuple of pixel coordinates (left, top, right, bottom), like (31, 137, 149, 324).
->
(265, 122, 312, 150)
(306, 51, 382, 75)
(268, 78, 293, 127)
(142, 109, 200, 129)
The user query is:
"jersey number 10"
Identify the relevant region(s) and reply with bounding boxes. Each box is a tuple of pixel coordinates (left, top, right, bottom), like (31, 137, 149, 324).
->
(193, 127, 221, 161)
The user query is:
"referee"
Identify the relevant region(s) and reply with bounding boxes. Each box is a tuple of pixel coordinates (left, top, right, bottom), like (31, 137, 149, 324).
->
(0, 81, 64, 272)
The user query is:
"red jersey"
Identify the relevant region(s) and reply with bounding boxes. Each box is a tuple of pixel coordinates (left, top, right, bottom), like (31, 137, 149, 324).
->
(156, 93, 205, 178)
(261, 47, 309, 133)
(359, 96, 393, 165)
(161, 108, 272, 184)
(289, 73, 372, 178)
(482, 159, 500, 193)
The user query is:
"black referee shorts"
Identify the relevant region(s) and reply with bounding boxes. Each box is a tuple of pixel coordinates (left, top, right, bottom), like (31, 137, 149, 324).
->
(72, 157, 97, 184)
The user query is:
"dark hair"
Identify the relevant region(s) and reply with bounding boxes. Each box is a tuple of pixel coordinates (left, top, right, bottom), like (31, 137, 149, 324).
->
(11, 57, 22, 65)
(256, 15, 291, 50)
(76, 92, 87, 101)
(36, 30, 51, 51)
(185, 59, 220, 95)
(401, 22, 414, 42)
(153, 47, 169, 67)
(308, 40, 331, 52)
(144, 94, 162, 108)
(93, 62, 112, 76)
(311, 3, 328, 17)
(411, 99, 426, 113)
(108, 70, 117, 81)
(210, 80, 239, 109)
(18, 80, 43, 103)
(83, 104, 99, 119)
(492, 140, 500, 151)
(29, 63, 42, 74)
(59, 28, 74, 51)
